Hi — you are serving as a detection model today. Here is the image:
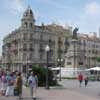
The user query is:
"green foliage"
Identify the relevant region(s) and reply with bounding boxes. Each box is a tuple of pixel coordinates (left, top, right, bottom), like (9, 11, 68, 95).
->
(31, 64, 57, 86)
(61, 77, 77, 79)
(96, 57, 100, 62)
(88, 76, 96, 81)
(88, 75, 100, 81)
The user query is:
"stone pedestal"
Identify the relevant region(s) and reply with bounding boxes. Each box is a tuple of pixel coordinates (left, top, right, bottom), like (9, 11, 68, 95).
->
(64, 39, 81, 77)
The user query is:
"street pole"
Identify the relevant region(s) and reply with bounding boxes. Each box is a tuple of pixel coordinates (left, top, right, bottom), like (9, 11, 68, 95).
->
(46, 51, 49, 89)
(73, 40, 75, 75)
(45, 45, 50, 89)
(59, 62, 61, 81)
(58, 58, 62, 81)
(89, 56, 90, 68)
(26, 56, 28, 78)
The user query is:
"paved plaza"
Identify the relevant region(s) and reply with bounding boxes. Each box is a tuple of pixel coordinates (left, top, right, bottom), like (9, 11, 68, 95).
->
(0, 79, 100, 100)
(59, 79, 100, 99)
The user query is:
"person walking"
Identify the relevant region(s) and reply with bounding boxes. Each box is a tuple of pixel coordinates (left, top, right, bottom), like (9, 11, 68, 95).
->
(84, 76, 88, 87)
(28, 72, 36, 100)
(5, 73, 14, 96)
(15, 72, 22, 98)
(34, 73, 38, 98)
(78, 73, 83, 87)
(1, 73, 7, 95)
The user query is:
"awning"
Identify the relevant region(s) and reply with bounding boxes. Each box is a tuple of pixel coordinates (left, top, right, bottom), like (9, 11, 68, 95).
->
(87, 67, 100, 71)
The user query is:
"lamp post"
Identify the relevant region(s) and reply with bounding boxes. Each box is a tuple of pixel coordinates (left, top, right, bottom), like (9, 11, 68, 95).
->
(45, 45, 50, 89)
(58, 58, 63, 81)
(6, 46, 11, 71)
(27, 60, 30, 74)
(73, 40, 75, 75)
(25, 55, 29, 78)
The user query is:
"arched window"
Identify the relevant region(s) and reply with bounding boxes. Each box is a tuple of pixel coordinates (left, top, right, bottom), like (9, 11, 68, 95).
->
(24, 22, 27, 27)
(29, 23, 33, 28)
(30, 10, 33, 14)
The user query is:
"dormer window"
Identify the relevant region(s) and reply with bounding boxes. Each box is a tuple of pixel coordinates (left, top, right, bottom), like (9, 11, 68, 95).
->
(25, 22, 27, 27)
(30, 10, 33, 14)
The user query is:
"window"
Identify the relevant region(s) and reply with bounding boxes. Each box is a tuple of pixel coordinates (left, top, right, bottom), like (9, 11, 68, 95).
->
(23, 53, 27, 61)
(30, 23, 33, 28)
(30, 34, 33, 40)
(79, 62, 83, 65)
(83, 40, 86, 46)
(23, 43, 27, 51)
(29, 53, 33, 60)
(40, 53, 43, 59)
(79, 40, 82, 45)
(29, 43, 34, 51)
(23, 33, 28, 40)
(24, 22, 27, 27)
(30, 10, 33, 15)
(67, 62, 72, 65)
(49, 49, 53, 57)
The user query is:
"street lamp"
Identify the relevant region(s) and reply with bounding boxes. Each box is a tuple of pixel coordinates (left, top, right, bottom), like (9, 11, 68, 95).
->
(45, 45, 50, 89)
(25, 55, 29, 78)
(58, 58, 63, 81)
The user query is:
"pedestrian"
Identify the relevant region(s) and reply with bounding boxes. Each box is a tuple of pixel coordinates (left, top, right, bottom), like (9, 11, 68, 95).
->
(0, 71, 2, 82)
(78, 73, 83, 87)
(35, 74, 38, 88)
(34, 73, 38, 97)
(28, 72, 36, 100)
(84, 76, 88, 87)
(15, 72, 22, 98)
(1, 73, 7, 95)
(5, 73, 14, 96)
(22, 73, 27, 87)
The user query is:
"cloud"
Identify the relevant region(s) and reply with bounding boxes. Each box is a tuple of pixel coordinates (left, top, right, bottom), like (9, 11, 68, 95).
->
(5, 0, 26, 15)
(76, 1, 100, 33)
(85, 1, 100, 15)
(37, 0, 69, 9)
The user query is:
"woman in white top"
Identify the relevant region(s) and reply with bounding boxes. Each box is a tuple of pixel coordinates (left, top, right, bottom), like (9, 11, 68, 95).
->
(28, 72, 36, 99)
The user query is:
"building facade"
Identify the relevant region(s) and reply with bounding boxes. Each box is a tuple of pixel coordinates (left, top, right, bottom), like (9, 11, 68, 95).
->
(2, 7, 72, 72)
(65, 33, 100, 70)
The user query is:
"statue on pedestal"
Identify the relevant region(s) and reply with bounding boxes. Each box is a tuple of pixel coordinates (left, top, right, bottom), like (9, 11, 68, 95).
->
(72, 27, 79, 39)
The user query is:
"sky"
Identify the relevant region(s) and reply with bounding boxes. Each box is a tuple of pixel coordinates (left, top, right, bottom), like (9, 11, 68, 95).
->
(0, 0, 100, 54)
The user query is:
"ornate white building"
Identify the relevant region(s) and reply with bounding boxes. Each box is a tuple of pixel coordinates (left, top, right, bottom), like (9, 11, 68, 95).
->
(2, 7, 72, 72)
(65, 33, 100, 70)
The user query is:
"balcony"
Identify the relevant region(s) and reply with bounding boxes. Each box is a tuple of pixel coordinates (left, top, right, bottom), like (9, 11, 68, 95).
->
(39, 48, 44, 52)
(29, 48, 34, 51)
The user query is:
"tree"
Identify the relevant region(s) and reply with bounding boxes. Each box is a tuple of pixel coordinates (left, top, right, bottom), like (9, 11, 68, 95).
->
(96, 57, 100, 62)
(31, 64, 57, 86)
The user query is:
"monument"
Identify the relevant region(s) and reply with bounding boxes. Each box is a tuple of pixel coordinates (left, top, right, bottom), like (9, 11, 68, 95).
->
(72, 27, 79, 39)
(63, 27, 80, 77)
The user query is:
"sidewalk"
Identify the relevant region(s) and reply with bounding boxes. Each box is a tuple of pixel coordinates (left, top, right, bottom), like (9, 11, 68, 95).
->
(0, 86, 99, 100)
(37, 87, 99, 100)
